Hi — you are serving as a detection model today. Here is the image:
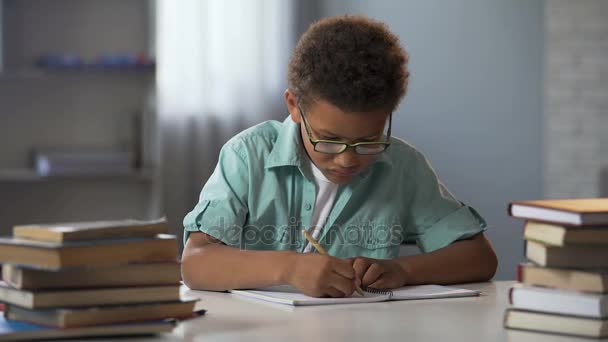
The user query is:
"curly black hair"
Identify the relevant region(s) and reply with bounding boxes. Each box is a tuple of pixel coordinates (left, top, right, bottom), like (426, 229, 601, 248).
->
(288, 15, 409, 113)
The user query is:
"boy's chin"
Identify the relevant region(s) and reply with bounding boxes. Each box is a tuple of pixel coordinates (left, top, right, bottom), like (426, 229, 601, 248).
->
(324, 171, 357, 184)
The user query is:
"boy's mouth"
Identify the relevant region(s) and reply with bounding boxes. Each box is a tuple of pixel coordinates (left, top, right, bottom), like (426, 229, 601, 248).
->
(328, 168, 359, 177)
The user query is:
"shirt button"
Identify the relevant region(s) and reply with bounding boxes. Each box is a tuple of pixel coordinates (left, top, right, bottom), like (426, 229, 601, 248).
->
(305, 204, 312, 211)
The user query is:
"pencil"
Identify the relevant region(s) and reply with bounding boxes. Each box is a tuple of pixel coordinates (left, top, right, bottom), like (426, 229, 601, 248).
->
(301, 229, 365, 296)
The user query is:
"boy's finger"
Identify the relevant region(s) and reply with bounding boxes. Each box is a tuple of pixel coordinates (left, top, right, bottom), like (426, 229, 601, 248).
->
(362, 263, 385, 286)
(324, 286, 346, 298)
(352, 257, 372, 281)
(369, 277, 388, 289)
(328, 273, 355, 297)
(332, 259, 356, 279)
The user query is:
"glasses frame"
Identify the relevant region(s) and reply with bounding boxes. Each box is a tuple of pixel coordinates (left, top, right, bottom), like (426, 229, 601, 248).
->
(297, 104, 392, 155)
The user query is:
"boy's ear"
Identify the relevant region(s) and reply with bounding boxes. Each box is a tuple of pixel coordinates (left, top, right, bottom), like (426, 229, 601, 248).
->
(284, 89, 301, 124)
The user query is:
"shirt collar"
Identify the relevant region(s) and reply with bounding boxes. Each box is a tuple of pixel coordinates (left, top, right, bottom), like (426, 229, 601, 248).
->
(265, 116, 394, 169)
(265, 116, 304, 169)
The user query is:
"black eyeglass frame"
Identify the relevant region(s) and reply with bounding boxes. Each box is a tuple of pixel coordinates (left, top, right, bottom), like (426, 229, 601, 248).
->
(297, 104, 392, 155)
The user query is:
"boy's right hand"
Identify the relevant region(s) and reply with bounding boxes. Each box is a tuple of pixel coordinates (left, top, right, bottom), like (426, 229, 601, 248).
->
(284, 253, 356, 298)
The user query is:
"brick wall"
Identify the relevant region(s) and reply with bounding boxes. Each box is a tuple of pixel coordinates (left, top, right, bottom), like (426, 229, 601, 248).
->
(545, 0, 608, 198)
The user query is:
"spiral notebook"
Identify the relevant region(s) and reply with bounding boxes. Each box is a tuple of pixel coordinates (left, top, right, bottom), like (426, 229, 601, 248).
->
(230, 284, 480, 306)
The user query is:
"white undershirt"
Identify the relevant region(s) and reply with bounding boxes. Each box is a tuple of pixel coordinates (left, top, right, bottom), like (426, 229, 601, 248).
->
(303, 159, 339, 253)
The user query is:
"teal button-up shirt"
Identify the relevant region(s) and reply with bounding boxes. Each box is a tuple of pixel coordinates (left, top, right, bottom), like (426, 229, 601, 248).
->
(183, 117, 486, 259)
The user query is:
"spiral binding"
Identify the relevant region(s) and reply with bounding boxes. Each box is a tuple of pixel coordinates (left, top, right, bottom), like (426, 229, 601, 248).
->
(362, 286, 393, 296)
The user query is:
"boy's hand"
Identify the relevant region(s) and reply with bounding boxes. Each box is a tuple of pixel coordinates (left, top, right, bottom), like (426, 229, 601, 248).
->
(351, 257, 408, 289)
(284, 253, 357, 298)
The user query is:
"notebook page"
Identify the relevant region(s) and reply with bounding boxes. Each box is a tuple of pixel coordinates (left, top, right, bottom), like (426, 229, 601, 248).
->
(230, 289, 389, 306)
(390, 284, 480, 300)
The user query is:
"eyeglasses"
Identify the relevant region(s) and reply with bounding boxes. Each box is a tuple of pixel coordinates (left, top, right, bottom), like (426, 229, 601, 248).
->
(298, 104, 392, 155)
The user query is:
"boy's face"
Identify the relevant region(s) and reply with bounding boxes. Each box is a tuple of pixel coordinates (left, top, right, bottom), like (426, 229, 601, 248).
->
(285, 90, 390, 185)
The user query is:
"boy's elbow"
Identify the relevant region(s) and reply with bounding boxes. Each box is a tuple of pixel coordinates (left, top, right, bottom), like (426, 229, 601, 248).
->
(180, 237, 210, 290)
(180, 251, 199, 289)
(479, 245, 498, 281)
(180, 232, 221, 290)
(469, 233, 498, 282)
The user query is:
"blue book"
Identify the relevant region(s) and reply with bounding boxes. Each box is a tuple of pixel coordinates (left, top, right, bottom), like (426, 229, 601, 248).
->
(0, 314, 175, 341)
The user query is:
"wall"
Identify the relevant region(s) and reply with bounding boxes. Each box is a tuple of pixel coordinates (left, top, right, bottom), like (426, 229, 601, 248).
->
(544, 0, 608, 199)
(0, 1, 3, 71)
(307, 0, 545, 280)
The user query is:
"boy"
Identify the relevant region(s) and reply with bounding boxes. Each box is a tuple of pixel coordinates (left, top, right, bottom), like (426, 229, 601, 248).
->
(181, 15, 497, 297)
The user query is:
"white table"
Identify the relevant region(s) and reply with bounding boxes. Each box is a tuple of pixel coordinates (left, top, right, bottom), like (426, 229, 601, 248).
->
(119, 281, 601, 342)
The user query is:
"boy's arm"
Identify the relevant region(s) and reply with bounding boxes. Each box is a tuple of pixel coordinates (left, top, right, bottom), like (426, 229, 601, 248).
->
(352, 232, 497, 289)
(352, 148, 497, 289)
(181, 232, 358, 297)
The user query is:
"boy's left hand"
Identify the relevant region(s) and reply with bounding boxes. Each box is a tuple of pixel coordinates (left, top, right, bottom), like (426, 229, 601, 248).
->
(351, 257, 408, 289)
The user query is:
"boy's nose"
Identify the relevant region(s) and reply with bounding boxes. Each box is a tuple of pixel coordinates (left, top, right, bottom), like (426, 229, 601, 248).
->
(334, 149, 359, 168)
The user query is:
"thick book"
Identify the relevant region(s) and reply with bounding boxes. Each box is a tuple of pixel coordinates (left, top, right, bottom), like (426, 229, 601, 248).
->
(0, 234, 177, 270)
(4, 299, 197, 328)
(523, 221, 608, 246)
(13, 218, 169, 243)
(509, 284, 607, 318)
(229, 284, 480, 306)
(504, 309, 608, 338)
(526, 240, 608, 269)
(508, 198, 608, 226)
(2, 262, 181, 290)
(0, 282, 180, 309)
(0, 315, 176, 341)
(518, 263, 608, 293)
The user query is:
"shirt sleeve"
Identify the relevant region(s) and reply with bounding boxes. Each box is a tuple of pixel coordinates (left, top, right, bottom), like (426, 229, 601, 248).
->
(404, 151, 487, 253)
(182, 141, 249, 248)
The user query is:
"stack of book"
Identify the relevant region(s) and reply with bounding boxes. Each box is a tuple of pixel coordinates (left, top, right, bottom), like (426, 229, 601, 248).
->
(505, 198, 608, 338)
(0, 218, 197, 340)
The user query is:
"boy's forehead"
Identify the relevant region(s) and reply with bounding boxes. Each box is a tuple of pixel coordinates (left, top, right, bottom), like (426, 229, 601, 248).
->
(306, 100, 389, 138)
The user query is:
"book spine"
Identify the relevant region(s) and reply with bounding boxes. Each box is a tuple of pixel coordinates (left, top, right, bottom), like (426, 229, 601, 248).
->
(507, 203, 515, 217)
(516, 264, 523, 283)
(508, 286, 514, 305)
(502, 309, 511, 329)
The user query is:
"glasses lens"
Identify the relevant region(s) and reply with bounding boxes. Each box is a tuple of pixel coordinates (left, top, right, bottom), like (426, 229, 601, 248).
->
(355, 144, 387, 155)
(315, 142, 347, 154)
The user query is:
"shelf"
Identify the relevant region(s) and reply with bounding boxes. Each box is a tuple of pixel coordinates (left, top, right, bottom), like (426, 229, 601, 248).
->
(0, 67, 155, 81)
(0, 168, 156, 182)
